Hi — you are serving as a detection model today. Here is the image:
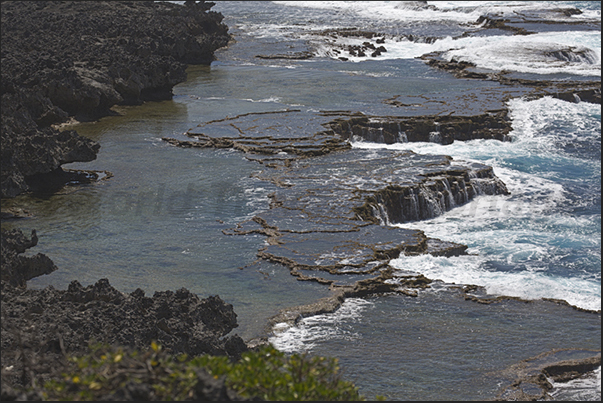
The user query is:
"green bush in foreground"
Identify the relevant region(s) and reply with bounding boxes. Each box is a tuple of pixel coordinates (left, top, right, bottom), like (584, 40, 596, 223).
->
(41, 342, 383, 401)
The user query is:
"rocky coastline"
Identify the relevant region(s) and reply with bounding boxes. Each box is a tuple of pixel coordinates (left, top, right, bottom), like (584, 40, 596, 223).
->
(1, 1, 242, 398)
(1, 1, 600, 400)
(1, 0, 229, 198)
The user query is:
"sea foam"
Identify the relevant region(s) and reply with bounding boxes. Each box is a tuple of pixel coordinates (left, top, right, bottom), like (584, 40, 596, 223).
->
(352, 97, 601, 312)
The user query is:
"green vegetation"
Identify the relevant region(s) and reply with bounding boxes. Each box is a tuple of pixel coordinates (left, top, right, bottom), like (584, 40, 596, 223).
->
(40, 342, 383, 401)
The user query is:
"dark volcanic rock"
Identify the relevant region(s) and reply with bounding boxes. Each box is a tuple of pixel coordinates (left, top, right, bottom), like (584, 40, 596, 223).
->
(1, 228, 58, 288)
(1, 1, 231, 198)
(1, 228, 249, 393)
(256, 51, 314, 60)
(329, 112, 513, 145)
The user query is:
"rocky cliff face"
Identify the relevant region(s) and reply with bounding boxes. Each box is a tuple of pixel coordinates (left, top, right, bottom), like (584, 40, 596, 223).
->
(1, 1, 231, 198)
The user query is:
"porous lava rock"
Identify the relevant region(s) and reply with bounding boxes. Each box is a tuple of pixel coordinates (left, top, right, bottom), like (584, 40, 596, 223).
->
(1, 1, 231, 197)
(1, 229, 249, 397)
(1, 228, 58, 288)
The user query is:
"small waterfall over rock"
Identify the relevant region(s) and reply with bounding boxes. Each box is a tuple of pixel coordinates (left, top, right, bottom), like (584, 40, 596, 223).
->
(545, 46, 599, 64)
(429, 132, 442, 143)
(357, 164, 509, 224)
(397, 123, 409, 143)
(428, 122, 442, 143)
(329, 112, 513, 145)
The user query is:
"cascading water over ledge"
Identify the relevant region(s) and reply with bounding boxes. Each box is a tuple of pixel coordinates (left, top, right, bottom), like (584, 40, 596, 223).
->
(328, 112, 513, 145)
(353, 163, 509, 225)
(164, 110, 511, 283)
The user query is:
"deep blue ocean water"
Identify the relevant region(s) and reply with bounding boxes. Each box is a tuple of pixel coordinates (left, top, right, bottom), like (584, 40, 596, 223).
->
(2, 1, 600, 400)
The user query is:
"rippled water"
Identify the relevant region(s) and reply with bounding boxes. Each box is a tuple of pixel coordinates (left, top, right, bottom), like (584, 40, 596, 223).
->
(2, 1, 600, 400)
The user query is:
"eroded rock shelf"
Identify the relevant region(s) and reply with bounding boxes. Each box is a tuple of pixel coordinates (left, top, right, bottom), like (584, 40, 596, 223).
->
(163, 109, 510, 310)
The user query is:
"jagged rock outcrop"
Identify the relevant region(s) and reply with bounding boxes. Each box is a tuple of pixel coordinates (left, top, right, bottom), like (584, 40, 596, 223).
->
(0, 228, 58, 288)
(1, 1, 231, 198)
(1, 228, 249, 395)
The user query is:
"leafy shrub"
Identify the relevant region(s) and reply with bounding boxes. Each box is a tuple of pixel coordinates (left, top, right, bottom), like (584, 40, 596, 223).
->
(39, 342, 381, 401)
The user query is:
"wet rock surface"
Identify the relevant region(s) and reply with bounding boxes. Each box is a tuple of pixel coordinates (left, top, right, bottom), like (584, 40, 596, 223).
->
(1, 2, 243, 398)
(1, 1, 230, 198)
(164, 109, 509, 330)
(495, 349, 601, 400)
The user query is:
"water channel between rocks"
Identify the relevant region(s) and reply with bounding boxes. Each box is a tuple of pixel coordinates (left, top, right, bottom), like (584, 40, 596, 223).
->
(1, 62, 518, 340)
(2, 56, 600, 402)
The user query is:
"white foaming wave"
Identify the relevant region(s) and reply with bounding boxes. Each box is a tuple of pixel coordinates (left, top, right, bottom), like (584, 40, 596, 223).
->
(508, 96, 602, 138)
(441, 31, 601, 76)
(314, 35, 447, 62)
(389, 253, 601, 312)
(386, 161, 599, 311)
(389, 165, 589, 259)
(548, 366, 601, 401)
(200, 95, 284, 104)
(238, 21, 335, 40)
(269, 298, 372, 353)
(338, 69, 397, 78)
(275, 1, 600, 25)
(242, 96, 282, 103)
(506, 96, 602, 167)
(495, 166, 568, 211)
(318, 30, 600, 76)
(576, 9, 601, 21)
(274, 1, 482, 23)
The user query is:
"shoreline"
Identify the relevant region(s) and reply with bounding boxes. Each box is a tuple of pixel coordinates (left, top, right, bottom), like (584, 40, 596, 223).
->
(1, 1, 600, 400)
(1, 0, 230, 198)
(1, 1, 244, 397)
